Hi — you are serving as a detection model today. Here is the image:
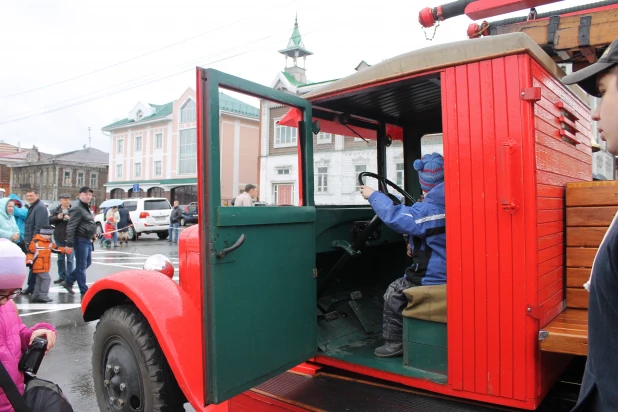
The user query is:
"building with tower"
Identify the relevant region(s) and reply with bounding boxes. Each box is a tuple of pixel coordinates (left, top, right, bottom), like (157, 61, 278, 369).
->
(258, 17, 439, 206)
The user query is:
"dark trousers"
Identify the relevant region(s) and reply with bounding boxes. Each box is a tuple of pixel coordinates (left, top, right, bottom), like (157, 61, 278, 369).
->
(56, 241, 74, 281)
(27, 269, 35, 291)
(382, 277, 415, 342)
(66, 237, 92, 295)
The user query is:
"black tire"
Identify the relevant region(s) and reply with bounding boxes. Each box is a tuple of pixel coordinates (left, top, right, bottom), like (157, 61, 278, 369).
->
(157, 232, 169, 240)
(92, 305, 185, 412)
(127, 226, 136, 241)
(96, 223, 103, 237)
(180, 217, 186, 226)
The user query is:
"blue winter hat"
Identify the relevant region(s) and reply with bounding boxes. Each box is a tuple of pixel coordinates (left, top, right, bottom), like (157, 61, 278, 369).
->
(414, 153, 444, 192)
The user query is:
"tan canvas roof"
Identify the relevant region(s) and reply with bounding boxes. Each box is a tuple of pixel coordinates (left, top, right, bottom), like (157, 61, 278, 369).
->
(306, 33, 589, 104)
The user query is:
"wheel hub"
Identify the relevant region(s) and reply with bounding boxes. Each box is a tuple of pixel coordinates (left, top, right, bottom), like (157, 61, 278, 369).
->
(102, 338, 144, 411)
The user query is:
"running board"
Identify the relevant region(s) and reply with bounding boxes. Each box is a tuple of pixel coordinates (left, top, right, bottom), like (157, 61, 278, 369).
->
(253, 372, 508, 412)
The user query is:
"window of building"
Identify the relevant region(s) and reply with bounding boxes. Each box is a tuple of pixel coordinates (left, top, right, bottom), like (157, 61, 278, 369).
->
(316, 167, 328, 193)
(63, 171, 72, 187)
(180, 100, 196, 123)
(317, 132, 332, 144)
(136, 110, 143, 121)
(274, 120, 297, 148)
(273, 184, 294, 205)
(135, 135, 142, 152)
(179, 128, 197, 174)
(155, 133, 163, 150)
(90, 173, 97, 188)
(134, 163, 142, 178)
(76, 172, 84, 186)
(396, 163, 404, 186)
(116, 165, 123, 179)
(277, 168, 290, 175)
(154, 161, 162, 177)
(117, 138, 123, 154)
(355, 165, 367, 190)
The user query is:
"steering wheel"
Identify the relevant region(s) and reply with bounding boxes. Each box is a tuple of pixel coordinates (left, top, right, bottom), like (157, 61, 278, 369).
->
(358, 171, 416, 206)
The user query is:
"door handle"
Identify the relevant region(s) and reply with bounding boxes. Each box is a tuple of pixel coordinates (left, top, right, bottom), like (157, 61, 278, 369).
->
(216, 234, 246, 258)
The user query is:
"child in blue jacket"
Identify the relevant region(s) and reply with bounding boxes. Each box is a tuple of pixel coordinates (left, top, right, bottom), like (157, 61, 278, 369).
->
(360, 153, 446, 358)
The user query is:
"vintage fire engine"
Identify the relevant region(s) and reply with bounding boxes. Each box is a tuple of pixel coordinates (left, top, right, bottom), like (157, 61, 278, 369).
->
(82, 1, 618, 410)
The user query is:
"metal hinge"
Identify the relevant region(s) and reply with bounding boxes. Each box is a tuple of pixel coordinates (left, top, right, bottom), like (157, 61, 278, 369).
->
(526, 305, 540, 319)
(521, 87, 541, 102)
(539, 330, 549, 341)
(313, 268, 318, 278)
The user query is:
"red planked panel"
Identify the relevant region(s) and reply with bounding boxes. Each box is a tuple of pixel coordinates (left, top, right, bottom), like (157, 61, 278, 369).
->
(493, 57, 515, 400)
(455, 64, 476, 394)
(538, 209, 564, 224)
(468, 62, 489, 395)
(443, 68, 464, 391)
(480, 58, 502, 398)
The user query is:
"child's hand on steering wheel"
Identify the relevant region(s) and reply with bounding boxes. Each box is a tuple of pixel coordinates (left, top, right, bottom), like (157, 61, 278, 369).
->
(359, 185, 375, 200)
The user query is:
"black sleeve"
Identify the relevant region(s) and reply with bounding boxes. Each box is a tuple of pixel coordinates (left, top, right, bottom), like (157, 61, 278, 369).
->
(65, 207, 81, 247)
(49, 208, 61, 225)
(33, 206, 48, 236)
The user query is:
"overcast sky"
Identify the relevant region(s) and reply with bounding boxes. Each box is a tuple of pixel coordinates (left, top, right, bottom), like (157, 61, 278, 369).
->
(0, 0, 597, 154)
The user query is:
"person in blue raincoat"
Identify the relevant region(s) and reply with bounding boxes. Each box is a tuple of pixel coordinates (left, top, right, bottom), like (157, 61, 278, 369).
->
(360, 153, 446, 358)
(8, 194, 26, 241)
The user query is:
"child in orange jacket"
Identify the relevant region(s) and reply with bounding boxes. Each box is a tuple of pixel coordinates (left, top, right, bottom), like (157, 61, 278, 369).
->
(25, 226, 71, 303)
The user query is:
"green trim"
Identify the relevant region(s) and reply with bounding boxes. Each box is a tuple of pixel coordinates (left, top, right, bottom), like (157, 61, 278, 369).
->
(105, 178, 197, 187)
(281, 72, 304, 86)
(277, 45, 313, 57)
(216, 206, 315, 227)
(102, 101, 173, 130)
(298, 78, 339, 88)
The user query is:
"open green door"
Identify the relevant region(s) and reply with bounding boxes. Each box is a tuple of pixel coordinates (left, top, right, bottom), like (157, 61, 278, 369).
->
(197, 69, 317, 404)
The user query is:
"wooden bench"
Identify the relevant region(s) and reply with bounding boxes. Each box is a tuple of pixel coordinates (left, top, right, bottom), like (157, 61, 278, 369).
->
(540, 181, 618, 356)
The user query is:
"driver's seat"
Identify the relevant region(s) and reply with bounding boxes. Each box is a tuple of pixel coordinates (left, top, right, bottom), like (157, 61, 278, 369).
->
(402, 284, 447, 375)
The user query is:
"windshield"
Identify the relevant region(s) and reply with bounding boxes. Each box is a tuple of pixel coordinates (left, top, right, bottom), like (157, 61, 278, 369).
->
(123, 201, 137, 212)
(144, 200, 171, 211)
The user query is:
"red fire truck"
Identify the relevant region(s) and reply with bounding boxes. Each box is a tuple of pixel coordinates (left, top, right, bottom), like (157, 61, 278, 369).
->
(82, 1, 618, 411)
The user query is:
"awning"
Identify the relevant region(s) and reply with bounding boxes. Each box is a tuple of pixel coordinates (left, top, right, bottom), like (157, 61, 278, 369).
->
(277, 108, 403, 141)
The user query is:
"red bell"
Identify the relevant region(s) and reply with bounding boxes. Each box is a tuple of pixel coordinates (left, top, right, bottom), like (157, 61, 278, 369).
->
(419, 7, 436, 28)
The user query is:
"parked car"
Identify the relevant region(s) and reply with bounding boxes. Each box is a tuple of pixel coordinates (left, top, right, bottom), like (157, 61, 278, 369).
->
(179, 203, 198, 226)
(94, 198, 172, 241)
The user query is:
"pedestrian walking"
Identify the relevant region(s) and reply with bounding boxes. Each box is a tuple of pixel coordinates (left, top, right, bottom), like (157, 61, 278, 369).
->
(0, 238, 56, 411)
(25, 226, 71, 303)
(61, 187, 96, 298)
(49, 194, 75, 284)
(22, 189, 48, 295)
(117, 204, 132, 246)
(234, 184, 257, 207)
(562, 37, 618, 411)
(102, 216, 116, 249)
(169, 201, 182, 244)
(105, 205, 120, 247)
(0, 199, 21, 246)
(8, 195, 26, 243)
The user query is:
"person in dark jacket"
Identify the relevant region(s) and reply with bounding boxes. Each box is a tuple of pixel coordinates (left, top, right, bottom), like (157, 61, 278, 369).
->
(562, 36, 618, 412)
(22, 189, 49, 295)
(60, 187, 96, 298)
(360, 153, 446, 358)
(168, 201, 182, 244)
(117, 204, 132, 247)
(49, 193, 74, 284)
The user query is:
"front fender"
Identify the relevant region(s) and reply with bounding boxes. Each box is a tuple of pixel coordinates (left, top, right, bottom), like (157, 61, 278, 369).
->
(82, 271, 206, 409)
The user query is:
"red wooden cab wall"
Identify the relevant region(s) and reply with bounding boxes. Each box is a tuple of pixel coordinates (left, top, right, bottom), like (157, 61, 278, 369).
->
(443, 54, 591, 409)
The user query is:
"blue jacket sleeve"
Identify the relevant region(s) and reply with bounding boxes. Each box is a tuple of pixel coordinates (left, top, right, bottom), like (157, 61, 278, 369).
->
(368, 192, 444, 237)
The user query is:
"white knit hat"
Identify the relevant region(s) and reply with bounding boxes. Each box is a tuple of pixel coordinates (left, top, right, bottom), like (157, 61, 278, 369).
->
(0, 239, 27, 290)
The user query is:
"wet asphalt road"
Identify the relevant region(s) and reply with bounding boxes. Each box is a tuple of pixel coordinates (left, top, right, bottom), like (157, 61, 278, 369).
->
(14, 231, 196, 411)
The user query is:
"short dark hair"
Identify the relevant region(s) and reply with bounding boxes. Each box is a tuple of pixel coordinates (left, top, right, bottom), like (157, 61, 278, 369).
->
(26, 188, 38, 195)
(245, 184, 256, 192)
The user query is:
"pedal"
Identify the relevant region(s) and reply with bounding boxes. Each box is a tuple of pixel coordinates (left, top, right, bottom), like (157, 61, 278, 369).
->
(350, 291, 362, 300)
(318, 312, 339, 322)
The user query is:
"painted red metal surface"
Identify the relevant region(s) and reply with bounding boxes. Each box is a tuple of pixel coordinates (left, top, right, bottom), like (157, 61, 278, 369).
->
(465, 0, 558, 20)
(81, 270, 206, 410)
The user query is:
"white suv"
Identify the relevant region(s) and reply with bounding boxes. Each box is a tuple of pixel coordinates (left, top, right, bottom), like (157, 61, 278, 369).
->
(95, 198, 172, 241)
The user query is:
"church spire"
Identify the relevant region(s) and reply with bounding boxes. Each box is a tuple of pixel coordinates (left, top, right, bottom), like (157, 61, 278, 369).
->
(278, 14, 313, 69)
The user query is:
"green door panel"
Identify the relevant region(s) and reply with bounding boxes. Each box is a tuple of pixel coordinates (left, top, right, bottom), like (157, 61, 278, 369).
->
(199, 68, 317, 404)
(207, 219, 317, 402)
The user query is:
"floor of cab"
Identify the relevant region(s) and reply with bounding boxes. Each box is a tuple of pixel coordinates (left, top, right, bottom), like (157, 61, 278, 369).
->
(318, 287, 447, 384)
(253, 372, 504, 412)
(323, 334, 447, 384)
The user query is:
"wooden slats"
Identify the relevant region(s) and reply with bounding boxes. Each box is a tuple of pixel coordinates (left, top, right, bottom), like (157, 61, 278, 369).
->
(567, 268, 590, 288)
(566, 247, 597, 268)
(567, 289, 589, 309)
(567, 206, 618, 226)
(566, 227, 607, 247)
(540, 309, 588, 356)
(566, 181, 618, 207)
